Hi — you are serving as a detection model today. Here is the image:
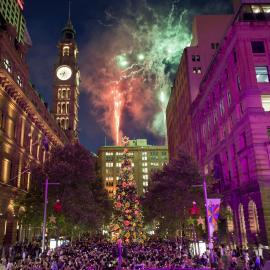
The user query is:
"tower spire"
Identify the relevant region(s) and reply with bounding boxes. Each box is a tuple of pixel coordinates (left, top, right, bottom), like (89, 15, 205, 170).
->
(62, 0, 75, 40)
(68, 0, 71, 21)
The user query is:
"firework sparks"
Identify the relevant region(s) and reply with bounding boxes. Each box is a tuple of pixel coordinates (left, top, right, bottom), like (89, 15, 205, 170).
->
(81, 0, 192, 143)
(112, 87, 123, 145)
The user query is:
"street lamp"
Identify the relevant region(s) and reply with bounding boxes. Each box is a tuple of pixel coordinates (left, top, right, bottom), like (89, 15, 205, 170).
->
(41, 177, 60, 252)
(192, 176, 212, 252)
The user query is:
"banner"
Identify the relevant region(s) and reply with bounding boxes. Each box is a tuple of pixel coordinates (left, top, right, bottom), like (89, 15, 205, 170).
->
(207, 198, 221, 237)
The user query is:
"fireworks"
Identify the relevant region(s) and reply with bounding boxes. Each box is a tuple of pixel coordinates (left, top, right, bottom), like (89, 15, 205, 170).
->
(81, 1, 192, 144)
(112, 87, 123, 145)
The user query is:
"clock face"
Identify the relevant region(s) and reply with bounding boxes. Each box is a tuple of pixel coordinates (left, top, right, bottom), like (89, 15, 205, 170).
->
(56, 65, 72, 81)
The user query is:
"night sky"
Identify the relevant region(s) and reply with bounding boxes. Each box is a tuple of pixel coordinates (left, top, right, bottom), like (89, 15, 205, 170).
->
(23, 0, 232, 153)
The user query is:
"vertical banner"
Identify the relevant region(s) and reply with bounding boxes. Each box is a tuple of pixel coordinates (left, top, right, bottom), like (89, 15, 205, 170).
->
(207, 198, 221, 238)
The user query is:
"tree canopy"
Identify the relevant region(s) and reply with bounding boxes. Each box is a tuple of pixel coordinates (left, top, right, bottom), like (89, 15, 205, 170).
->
(17, 143, 112, 236)
(142, 149, 203, 237)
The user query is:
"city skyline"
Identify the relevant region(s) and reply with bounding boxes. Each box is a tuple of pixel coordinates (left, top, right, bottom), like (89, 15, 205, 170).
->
(23, 0, 232, 153)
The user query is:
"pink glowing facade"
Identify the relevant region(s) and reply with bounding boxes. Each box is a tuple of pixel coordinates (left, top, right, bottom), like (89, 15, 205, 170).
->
(191, 2, 270, 253)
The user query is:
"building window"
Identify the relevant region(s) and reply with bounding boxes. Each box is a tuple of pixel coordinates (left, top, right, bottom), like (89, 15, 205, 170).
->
(150, 162, 158, 167)
(267, 127, 270, 139)
(248, 200, 260, 234)
(105, 152, 114, 156)
(192, 55, 200, 61)
(227, 206, 234, 233)
(106, 162, 113, 167)
(142, 168, 148, 173)
(193, 67, 202, 74)
(233, 50, 237, 63)
(142, 162, 147, 167)
(237, 75, 241, 91)
(3, 58, 11, 73)
(0, 110, 5, 130)
(262, 5, 270, 13)
(143, 181, 148, 187)
(57, 103, 61, 114)
(251, 41, 265, 54)
(219, 99, 225, 116)
(63, 46, 70, 56)
(213, 110, 217, 124)
(211, 43, 219, 49)
(255, 66, 269, 83)
(142, 156, 147, 161)
(116, 162, 121, 167)
(227, 91, 232, 106)
(240, 132, 247, 149)
(142, 175, 149, 180)
(17, 75, 23, 87)
(239, 204, 247, 247)
(261, 95, 270, 111)
(1, 158, 12, 183)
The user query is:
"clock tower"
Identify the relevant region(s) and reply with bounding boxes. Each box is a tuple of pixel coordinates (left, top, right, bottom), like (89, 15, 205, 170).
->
(52, 15, 80, 141)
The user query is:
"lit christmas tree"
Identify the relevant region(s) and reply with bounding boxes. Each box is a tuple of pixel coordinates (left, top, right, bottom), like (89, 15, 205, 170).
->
(110, 136, 146, 243)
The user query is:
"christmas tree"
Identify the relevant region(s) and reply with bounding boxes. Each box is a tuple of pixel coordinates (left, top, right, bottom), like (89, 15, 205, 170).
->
(110, 136, 146, 243)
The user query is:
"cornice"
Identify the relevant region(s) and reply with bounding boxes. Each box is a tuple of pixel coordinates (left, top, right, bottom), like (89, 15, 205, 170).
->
(0, 70, 68, 146)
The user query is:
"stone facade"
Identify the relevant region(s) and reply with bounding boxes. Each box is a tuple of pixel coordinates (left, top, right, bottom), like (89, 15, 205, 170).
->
(0, 21, 68, 246)
(191, 2, 270, 254)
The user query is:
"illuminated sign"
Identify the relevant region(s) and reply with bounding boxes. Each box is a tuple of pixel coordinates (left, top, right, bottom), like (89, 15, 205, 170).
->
(17, 0, 24, 10)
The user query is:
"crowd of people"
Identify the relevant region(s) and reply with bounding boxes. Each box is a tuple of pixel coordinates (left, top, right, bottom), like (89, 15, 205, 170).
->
(0, 238, 266, 270)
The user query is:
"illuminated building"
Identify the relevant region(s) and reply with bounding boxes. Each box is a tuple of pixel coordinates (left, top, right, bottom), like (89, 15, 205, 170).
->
(190, 0, 270, 253)
(0, 0, 26, 43)
(98, 139, 168, 197)
(51, 16, 80, 141)
(166, 14, 232, 160)
(0, 4, 77, 245)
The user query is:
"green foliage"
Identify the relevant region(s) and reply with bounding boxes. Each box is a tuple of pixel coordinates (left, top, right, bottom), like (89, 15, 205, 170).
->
(142, 149, 203, 237)
(16, 143, 112, 235)
(110, 147, 146, 243)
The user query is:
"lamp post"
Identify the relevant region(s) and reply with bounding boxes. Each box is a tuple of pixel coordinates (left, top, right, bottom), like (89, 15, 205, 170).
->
(192, 176, 212, 255)
(41, 177, 60, 252)
(42, 177, 48, 253)
(203, 176, 211, 246)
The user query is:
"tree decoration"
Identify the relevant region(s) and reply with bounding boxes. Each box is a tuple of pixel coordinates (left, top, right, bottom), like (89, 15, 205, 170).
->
(53, 199, 62, 213)
(49, 215, 56, 224)
(110, 136, 146, 243)
(189, 201, 200, 216)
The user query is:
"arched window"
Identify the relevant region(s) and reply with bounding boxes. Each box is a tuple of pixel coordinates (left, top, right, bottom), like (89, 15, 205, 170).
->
(61, 118, 66, 129)
(65, 118, 69, 129)
(248, 200, 260, 234)
(62, 103, 65, 114)
(57, 103, 61, 114)
(227, 206, 234, 232)
(63, 46, 70, 56)
(239, 204, 247, 247)
(62, 89, 66, 99)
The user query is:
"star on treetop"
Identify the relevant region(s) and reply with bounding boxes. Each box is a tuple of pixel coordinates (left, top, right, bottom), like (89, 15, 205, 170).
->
(122, 136, 129, 146)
